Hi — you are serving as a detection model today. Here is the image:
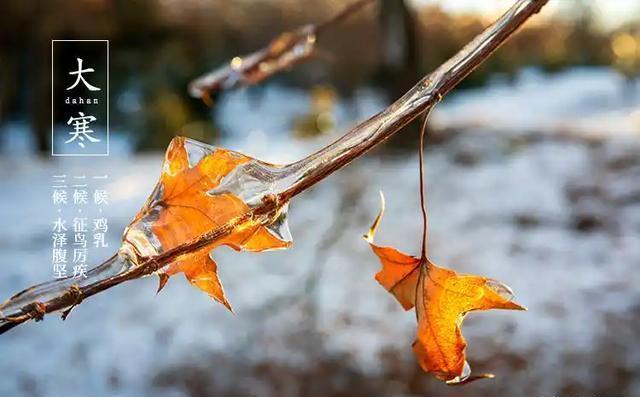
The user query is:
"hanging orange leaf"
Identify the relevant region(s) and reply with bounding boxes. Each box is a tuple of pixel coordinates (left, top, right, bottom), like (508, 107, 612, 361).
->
(123, 137, 292, 311)
(364, 193, 525, 384)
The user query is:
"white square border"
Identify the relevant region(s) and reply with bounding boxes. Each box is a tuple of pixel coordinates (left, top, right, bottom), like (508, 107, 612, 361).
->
(51, 39, 110, 157)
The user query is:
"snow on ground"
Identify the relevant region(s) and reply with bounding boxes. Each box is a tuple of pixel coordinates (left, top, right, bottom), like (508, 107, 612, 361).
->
(0, 67, 638, 396)
(432, 67, 640, 138)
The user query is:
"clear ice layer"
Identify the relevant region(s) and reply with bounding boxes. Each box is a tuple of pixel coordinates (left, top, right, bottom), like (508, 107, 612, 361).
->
(122, 137, 293, 263)
(0, 253, 134, 319)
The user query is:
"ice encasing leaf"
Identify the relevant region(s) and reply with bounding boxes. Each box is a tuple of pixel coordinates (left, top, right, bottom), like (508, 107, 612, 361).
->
(123, 137, 292, 310)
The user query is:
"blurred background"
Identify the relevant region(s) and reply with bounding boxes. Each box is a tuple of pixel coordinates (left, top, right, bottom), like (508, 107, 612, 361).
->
(1, 0, 639, 396)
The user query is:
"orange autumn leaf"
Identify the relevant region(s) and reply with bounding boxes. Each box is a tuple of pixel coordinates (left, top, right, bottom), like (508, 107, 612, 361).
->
(124, 137, 292, 311)
(161, 247, 232, 311)
(364, 193, 525, 384)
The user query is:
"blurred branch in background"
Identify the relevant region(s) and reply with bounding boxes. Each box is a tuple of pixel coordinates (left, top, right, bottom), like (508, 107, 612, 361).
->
(0, 0, 638, 154)
(187, 0, 376, 102)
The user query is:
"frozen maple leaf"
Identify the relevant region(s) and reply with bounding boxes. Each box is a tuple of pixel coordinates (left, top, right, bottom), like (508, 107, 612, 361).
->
(364, 193, 525, 384)
(123, 137, 292, 311)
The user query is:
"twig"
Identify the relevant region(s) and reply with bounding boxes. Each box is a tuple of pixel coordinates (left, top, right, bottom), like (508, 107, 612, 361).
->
(187, 0, 376, 99)
(279, 0, 549, 201)
(0, 0, 548, 335)
(315, 0, 376, 35)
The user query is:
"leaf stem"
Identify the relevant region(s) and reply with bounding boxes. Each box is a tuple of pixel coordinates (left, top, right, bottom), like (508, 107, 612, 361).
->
(280, 0, 548, 201)
(418, 112, 430, 259)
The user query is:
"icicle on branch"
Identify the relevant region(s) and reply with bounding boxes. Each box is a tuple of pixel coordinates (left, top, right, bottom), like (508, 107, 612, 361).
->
(0, 0, 549, 335)
(187, 0, 376, 101)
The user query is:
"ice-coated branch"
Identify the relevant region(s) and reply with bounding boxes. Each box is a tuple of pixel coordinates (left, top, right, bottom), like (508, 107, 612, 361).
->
(279, 0, 549, 199)
(0, 0, 548, 335)
(188, 0, 376, 100)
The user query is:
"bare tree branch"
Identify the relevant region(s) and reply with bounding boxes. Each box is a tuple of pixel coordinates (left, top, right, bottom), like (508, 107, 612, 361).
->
(0, 0, 549, 335)
(188, 0, 376, 100)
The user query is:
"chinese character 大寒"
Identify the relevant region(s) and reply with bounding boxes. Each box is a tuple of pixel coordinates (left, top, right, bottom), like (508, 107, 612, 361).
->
(66, 57, 101, 91)
(66, 112, 100, 148)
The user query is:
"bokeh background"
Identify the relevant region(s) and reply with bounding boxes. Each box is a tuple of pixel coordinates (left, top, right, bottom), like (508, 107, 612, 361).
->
(1, 0, 639, 396)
